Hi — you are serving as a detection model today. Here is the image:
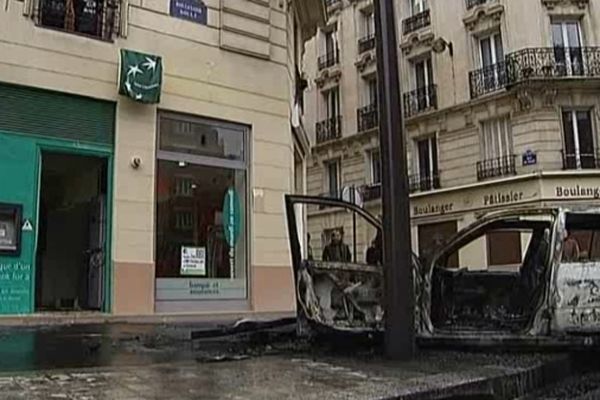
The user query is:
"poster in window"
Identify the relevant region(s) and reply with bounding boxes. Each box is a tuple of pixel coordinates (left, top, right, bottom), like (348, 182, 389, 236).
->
(181, 246, 206, 276)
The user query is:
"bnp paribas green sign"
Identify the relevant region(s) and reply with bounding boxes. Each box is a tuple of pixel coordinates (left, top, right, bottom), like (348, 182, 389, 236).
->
(223, 188, 241, 248)
(119, 49, 163, 104)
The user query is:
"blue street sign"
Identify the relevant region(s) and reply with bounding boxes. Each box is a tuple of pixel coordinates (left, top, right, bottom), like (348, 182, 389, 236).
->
(522, 150, 537, 166)
(170, 0, 208, 25)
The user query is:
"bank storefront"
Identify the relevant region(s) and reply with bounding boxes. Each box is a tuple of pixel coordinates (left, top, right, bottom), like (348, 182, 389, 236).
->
(411, 172, 600, 268)
(0, 83, 115, 315)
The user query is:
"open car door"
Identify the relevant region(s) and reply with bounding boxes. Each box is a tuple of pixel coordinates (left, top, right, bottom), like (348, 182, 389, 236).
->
(285, 195, 385, 335)
(284, 194, 424, 336)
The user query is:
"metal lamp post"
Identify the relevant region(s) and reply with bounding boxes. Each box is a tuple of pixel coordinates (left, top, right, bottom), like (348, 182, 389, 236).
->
(374, 0, 416, 359)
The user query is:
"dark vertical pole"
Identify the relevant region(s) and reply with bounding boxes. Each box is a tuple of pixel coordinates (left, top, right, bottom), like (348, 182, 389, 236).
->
(352, 186, 357, 262)
(374, 0, 415, 359)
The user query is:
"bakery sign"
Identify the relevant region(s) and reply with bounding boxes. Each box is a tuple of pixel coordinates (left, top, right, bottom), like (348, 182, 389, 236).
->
(554, 184, 600, 200)
(483, 190, 525, 207)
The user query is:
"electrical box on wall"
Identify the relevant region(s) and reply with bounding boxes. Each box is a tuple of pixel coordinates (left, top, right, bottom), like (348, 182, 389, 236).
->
(0, 203, 22, 256)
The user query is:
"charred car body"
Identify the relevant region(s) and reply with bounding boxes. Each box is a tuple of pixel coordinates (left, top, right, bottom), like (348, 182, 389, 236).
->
(285, 195, 600, 347)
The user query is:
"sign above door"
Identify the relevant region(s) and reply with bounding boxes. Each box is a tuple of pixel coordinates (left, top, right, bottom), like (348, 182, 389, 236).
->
(118, 49, 163, 104)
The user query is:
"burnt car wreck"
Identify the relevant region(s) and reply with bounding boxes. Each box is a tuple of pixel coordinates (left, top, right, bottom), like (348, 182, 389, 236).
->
(285, 195, 600, 347)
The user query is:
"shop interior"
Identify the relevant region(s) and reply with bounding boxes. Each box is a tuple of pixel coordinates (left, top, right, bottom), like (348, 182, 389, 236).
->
(35, 152, 107, 311)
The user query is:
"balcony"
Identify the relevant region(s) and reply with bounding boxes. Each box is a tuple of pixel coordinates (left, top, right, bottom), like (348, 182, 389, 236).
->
(402, 10, 431, 35)
(403, 85, 437, 118)
(36, 0, 120, 40)
(316, 116, 342, 144)
(469, 61, 508, 99)
(562, 149, 600, 170)
(409, 174, 440, 193)
(476, 155, 516, 181)
(358, 34, 376, 54)
(466, 0, 488, 9)
(361, 183, 382, 202)
(357, 104, 378, 132)
(318, 49, 340, 71)
(506, 47, 600, 84)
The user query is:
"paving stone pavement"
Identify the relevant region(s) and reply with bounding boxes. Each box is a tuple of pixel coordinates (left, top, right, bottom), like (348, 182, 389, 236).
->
(0, 352, 571, 400)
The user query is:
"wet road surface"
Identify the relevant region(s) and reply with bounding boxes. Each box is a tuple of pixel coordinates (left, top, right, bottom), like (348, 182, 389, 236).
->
(0, 322, 583, 399)
(0, 323, 199, 373)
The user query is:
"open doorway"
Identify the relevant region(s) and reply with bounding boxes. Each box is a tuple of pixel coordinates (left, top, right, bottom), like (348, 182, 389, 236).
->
(35, 152, 108, 312)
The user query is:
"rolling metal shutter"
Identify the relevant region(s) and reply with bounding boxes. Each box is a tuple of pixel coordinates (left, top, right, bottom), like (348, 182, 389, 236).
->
(0, 83, 115, 146)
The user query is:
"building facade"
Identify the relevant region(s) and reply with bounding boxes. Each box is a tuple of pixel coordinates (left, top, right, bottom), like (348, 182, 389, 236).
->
(305, 0, 600, 269)
(0, 0, 324, 316)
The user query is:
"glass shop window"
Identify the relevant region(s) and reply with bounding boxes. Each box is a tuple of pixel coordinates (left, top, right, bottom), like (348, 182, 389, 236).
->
(155, 113, 248, 302)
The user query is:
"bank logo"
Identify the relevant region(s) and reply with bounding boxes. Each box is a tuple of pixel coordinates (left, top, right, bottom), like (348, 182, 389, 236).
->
(119, 49, 163, 104)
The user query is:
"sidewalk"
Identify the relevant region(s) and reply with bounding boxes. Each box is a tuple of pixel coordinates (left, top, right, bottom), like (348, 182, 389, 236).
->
(0, 311, 294, 327)
(0, 352, 570, 400)
(0, 321, 573, 399)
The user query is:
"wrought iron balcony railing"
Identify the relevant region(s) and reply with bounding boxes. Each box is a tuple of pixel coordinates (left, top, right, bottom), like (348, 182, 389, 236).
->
(316, 116, 342, 144)
(469, 61, 508, 98)
(476, 154, 516, 181)
(409, 173, 440, 193)
(466, 0, 487, 9)
(361, 184, 382, 202)
(358, 34, 376, 54)
(36, 0, 120, 40)
(506, 47, 600, 84)
(402, 9, 431, 35)
(403, 84, 437, 118)
(357, 104, 378, 132)
(562, 149, 600, 170)
(318, 49, 340, 71)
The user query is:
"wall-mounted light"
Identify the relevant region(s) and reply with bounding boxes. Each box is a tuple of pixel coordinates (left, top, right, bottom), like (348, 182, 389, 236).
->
(432, 37, 453, 57)
(131, 157, 142, 169)
(178, 161, 187, 168)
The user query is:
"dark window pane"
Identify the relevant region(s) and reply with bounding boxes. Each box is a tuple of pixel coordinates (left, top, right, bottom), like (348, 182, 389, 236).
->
(368, 79, 378, 105)
(418, 139, 430, 179)
(562, 111, 577, 169)
(426, 58, 434, 85)
(577, 111, 595, 168)
(494, 34, 504, 61)
(480, 37, 493, 67)
(487, 231, 522, 266)
(431, 138, 438, 175)
(155, 161, 246, 280)
(76, 0, 102, 36)
(159, 117, 245, 161)
(415, 60, 426, 88)
(327, 162, 339, 196)
(418, 221, 458, 268)
(371, 151, 381, 184)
